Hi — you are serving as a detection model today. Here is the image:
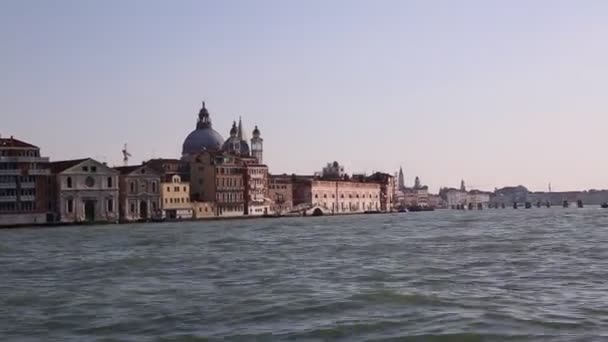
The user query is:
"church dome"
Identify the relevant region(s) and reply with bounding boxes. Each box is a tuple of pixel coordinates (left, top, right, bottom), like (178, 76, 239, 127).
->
(182, 101, 225, 157)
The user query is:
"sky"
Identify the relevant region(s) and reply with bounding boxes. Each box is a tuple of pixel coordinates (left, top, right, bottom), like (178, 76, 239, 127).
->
(2, 0, 608, 193)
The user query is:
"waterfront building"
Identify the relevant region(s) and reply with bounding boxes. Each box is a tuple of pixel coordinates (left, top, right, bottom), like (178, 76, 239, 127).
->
(242, 157, 270, 216)
(268, 174, 294, 215)
(398, 176, 430, 208)
(491, 185, 529, 207)
(428, 194, 445, 209)
(444, 188, 468, 209)
(468, 190, 491, 209)
(192, 201, 215, 219)
(49, 158, 119, 223)
(292, 178, 381, 215)
(442, 185, 491, 210)
(114, 165, 161, 222)
(190, 150, 245, 217)
(0, 136, 51, 226)
(160, 173, 193, 220)
(366, 172, 396, 212)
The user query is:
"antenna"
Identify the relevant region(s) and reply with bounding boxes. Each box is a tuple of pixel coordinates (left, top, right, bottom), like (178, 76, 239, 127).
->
(122, 143, 132, 166)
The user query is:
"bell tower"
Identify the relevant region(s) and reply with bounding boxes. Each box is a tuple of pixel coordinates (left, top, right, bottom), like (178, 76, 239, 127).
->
(251, 125, 263, 164)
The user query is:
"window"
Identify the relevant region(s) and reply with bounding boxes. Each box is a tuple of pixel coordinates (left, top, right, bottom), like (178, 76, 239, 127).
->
(183, 186, 186, 192)
(82, 166, 89, 172)
(67, 199, 73, 213)
(130, 182, 135, 193)
(130, 203, 135, 213)
(152, 182, 157, 193)
(167, 186, 171, 192)
(107, 177, 113, 188)
(174, 186, 180, 192)
(107, 199, 114, 212)
(67, 177, 72, 188)
(91, 166, 97, 172)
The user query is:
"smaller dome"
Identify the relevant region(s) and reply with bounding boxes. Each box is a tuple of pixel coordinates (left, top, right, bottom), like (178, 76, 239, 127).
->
(252, 125, 260, 137)
(223, 137, 250, 156)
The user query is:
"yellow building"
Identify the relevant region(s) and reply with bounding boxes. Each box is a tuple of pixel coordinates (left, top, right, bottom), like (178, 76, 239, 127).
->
(161, 174, 192, 219)
(192, 201, 215, 219)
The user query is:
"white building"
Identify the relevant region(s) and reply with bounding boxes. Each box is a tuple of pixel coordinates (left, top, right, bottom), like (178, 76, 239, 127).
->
(445, 188, 491, 209)
(49, 158, 119, 223)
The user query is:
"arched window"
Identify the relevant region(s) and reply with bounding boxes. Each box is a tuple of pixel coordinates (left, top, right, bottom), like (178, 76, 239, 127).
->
(67, 177, 72, 188)
(130, 182, 135, 193)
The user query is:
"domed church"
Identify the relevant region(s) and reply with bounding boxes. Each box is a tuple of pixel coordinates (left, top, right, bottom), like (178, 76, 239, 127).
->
(182, 101, 264, 164)
(182, 101, 225, 159)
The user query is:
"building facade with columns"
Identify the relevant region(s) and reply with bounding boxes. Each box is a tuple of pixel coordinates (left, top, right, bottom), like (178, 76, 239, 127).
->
(115, 165, 161, 222)
(49, 158, 119, 223)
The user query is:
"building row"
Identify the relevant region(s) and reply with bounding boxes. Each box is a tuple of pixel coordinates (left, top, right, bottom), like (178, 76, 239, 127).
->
(1, 102, 399, 226)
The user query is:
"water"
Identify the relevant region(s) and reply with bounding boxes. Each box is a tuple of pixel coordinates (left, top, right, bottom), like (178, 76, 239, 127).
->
(2, 209, 608, 341)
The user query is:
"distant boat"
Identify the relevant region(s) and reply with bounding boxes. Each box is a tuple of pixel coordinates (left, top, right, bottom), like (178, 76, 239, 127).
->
(407, 205, 435, 212)
(601, 203, 608, 209)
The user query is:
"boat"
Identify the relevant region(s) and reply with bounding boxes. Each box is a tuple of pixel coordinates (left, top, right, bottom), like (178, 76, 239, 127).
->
(407, 205, 435, 212)
(601, 203, 608, 209)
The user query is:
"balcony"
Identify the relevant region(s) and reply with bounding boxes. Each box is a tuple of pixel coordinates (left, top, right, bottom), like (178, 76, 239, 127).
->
(0, 196, 17, 202)
(27, 169, 50, 175)
(0, 156, 50, 163)
(0, 183, 17, 189)
(0, 169, 50, 176)
(20, 182, 36, 189)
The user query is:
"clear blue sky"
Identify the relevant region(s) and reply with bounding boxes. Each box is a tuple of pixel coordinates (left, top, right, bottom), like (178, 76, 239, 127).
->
(2, 0, 608, 192)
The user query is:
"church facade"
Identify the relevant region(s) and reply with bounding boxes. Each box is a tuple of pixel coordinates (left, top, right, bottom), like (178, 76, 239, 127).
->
(182, 101, 269, 217)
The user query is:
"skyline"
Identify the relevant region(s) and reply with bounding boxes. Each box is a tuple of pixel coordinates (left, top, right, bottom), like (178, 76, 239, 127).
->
(3, 1, 608, 192)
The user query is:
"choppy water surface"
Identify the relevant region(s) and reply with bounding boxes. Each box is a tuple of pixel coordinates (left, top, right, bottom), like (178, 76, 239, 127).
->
(2, 209, 608, 341)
